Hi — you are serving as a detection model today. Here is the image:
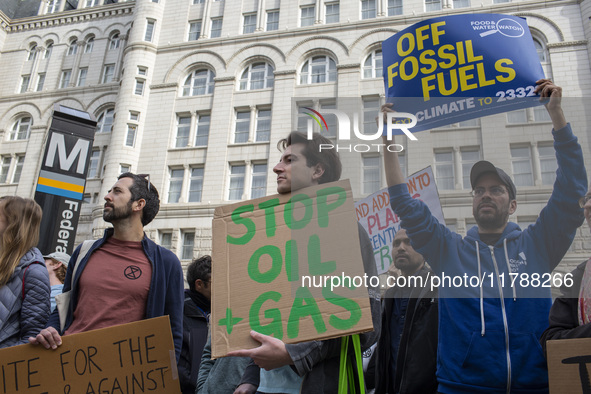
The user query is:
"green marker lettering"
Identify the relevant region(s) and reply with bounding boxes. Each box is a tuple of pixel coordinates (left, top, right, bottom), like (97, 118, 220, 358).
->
(287, 287, 326, 339)
(316, 187, 346, 228)
(259, 198, 280, 238)
(284, 194, 312, 230)
(249, 291, 283, 339)
(227, 204, 255, 245)
(308, 234, 336, 275)
(322, 287, 362, 330)
(248, 245, 282, 283)
(285, 239, 299, 282)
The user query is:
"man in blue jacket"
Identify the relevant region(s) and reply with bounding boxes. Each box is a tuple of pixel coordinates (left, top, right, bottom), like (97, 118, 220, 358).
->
(381, 79, 587, 393)
(29, 173, 184, 362)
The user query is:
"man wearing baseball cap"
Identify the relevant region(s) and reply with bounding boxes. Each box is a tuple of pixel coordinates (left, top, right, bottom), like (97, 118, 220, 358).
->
(381, 79, 587, 392)
(43, 252, 70, 312)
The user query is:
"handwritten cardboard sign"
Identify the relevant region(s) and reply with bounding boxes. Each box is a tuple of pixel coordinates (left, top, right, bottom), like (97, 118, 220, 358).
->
(547, 338, 591, 394)
(382, 14, 545, 132)
(211, 180, 374, 358)
(0, 316, 179, 393)
(355, 167, 445, 274)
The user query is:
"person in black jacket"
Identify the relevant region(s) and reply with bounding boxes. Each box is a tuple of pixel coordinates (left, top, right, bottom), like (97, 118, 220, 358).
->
(179, 255, 212, 394)
(375, 228, 438, 394)
(540, 187, 591, 351)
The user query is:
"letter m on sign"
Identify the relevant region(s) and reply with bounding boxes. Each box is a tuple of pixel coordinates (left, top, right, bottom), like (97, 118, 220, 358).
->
(44, 133, 90, 174)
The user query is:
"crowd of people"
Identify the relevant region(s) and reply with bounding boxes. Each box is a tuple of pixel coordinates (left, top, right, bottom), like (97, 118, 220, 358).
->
(0, 78, 589, 394)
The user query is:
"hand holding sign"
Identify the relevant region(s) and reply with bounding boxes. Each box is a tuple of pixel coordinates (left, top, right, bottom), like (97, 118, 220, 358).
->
(28, 326, 62, 349)
(227, 330, 293, 371)
(534, 79, 566, 130)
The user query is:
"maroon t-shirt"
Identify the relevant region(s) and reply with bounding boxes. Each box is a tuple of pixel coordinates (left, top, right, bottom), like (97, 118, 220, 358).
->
(66, 237, 152, 335)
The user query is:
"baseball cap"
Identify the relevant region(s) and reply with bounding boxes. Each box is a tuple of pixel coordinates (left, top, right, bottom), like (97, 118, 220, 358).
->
(43, 251, 71, 267)
(470, 160, 517, 200)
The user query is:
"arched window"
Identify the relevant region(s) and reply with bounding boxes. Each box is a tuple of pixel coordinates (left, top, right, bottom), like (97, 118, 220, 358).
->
(67, 39, 78, 56)
(363, 49, 382, 79)
(239, 62, 274, 90)
(9, 117, 32, 140)
(28, 44, 38, 61)
(532, 34, 552, 79)
(44, 41, 53, 59)
(96, 108, 114, 133)
(84, 36, 94, 53)
(182, 69, 215, 96)
(109, 33, 121, 50)
(300, 55, 337, 84)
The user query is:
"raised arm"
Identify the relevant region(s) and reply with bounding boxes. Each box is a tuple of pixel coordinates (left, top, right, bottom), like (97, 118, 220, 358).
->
(379, 103, 405, 187)
(534, 78, 566, 131)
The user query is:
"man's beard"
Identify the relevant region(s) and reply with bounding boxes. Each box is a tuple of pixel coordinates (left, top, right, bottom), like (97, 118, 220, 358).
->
(103, 201, 133, 223)
(474, 202, 510, 231)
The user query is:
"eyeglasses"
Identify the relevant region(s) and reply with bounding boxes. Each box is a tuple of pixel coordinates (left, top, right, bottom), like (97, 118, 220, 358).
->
(470, 186, 507, 198)
(580, 195, 591, 208)
(138, 173, 151, 192)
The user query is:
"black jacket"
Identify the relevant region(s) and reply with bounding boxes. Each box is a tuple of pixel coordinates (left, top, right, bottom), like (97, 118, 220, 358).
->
(375, 265, 438, 394)
(540, 260, 591, 354)
(178, 290, 210, 394)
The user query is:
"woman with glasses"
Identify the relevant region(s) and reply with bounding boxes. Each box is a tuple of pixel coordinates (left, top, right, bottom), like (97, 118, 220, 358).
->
(0, 196, 50, 348)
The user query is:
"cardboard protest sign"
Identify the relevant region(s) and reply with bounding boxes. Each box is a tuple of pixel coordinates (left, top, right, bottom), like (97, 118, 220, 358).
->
(382, 14, 545, 133)
(0, 316, 179, 393)
(547, 338, 591, 393)
(355, 167, 444, 274)
(211, 180, 374, 358)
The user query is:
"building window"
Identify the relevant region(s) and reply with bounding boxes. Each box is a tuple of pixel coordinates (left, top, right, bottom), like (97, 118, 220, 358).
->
(266, 10, 279, 31)
(193, 0, 204, 3)
(20, 75, 30, 93)
(363, 155, 381, 194)
(361, 0, 376, 19)
(0, 157, 11, 183)
(493, 0, 510, 3)
(84, 37, 94, 53)
(301, 6, 315, 27)
(175, 116, 191, 148)
(12, 156, 24, 183)
(363, 98, 380, 135)
(255, 109, 271, 142)
(188, 21, 202, 41)
(182, 69, 215, 96)
(119, 164, 131, 175)
(453, 0, 470, 7)
(159, 231, 172, 250)
(59, 70, 71, 89)
(181, 231, 195, 260)
(138, 66, 148, 76)
(461, 149, 480, 189)
(363, 50, 382, 79)
(77, 68, 88, 87)
(425, 0, 442, 11)
(36, 74, 45, 91)
(134, 79, 145, 95)
(326, 2, 339, 23)
(9, 117, 32, 140)
(239, 62, 274, 90)
(234, 111, 250, 143)
(67, 39, 78, 56)
(434, 150, 454, 190)
(195, 114, 210, 146)
(511, 146, 534, 187)
(188, 167, 204, 202)
(243, 13, 257, 34)
(168, 168, 184, 203)
(229, 164, 245, 200)
(86, 0, 99, 6)
(210, 18, 223, 38)
(538, 145, 557, 185)
(43, 42, 53, 59)
(87, 150, 100, 178)
(144, 20, 155, 42)
(28, 45, 37, 61)
(388, 0, 402, 15)
(300, 55, 337, 84)
(125, 125, 137, 147)
(251, 163, 267, 199)
(96, 108, 114, 133)
(47, 0, 61, 13)
(109, 33, 120, 50)
(102, 65, 115, 83)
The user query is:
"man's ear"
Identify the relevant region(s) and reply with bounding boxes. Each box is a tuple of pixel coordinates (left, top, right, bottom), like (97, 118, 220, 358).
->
(195, 279, 207, 292)
(133, 198, 146, 212)
(311, 164, 325, 182)
(509, 200, 517, 215)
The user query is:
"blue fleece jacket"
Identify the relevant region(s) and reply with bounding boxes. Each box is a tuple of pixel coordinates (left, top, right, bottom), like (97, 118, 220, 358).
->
(388, 124, 586, 393)
(47, 228, 184, 362)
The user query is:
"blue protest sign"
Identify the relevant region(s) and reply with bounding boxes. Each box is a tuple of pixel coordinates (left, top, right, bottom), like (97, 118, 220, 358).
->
(382, 14, 545, 133)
